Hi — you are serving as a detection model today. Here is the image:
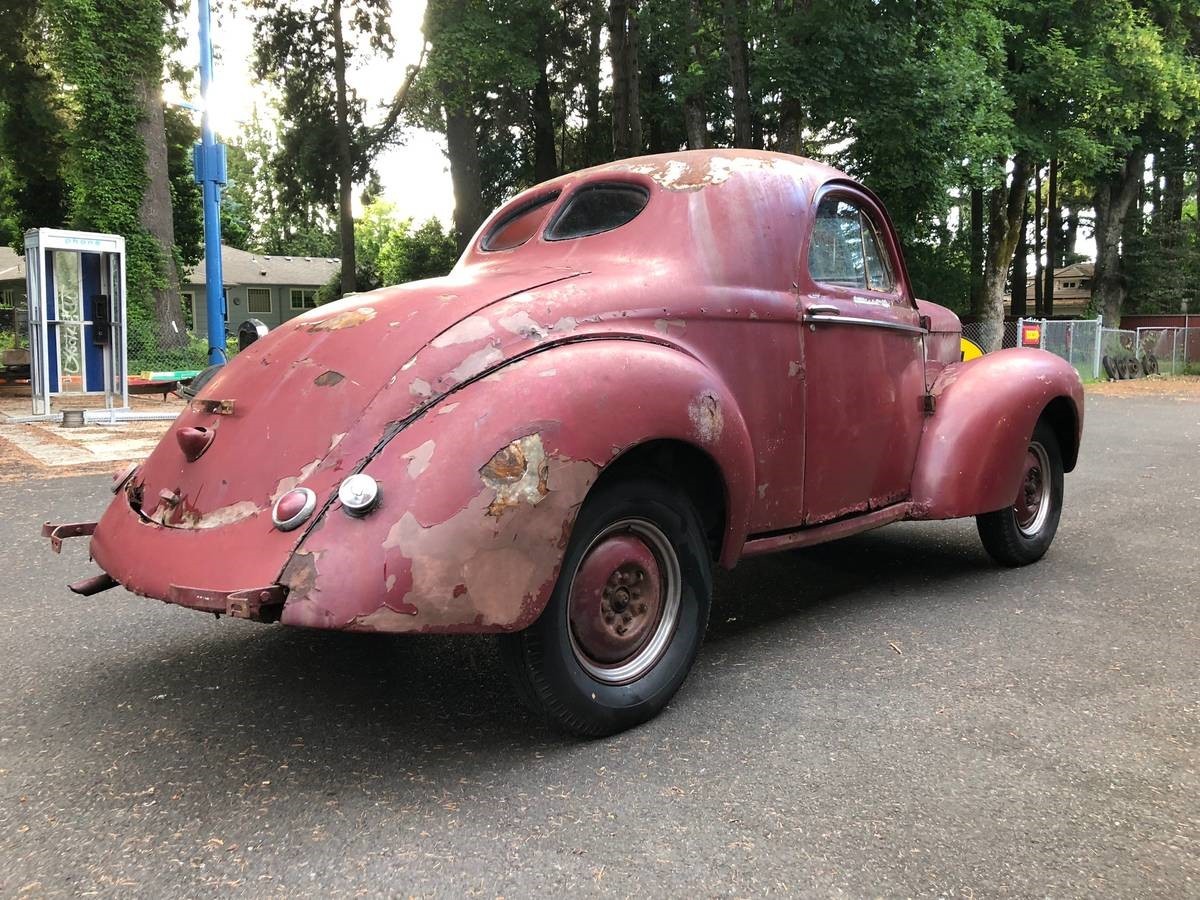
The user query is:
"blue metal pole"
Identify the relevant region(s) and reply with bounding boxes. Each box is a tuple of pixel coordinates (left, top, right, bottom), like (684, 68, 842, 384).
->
(196, 0, 227, 365)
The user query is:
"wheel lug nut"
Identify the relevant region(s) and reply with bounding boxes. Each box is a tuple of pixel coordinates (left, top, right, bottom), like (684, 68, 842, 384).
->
(634, 603, 646, 615)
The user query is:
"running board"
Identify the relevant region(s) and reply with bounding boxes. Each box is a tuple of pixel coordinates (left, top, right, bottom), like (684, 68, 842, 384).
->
(740, 503, 911, 558)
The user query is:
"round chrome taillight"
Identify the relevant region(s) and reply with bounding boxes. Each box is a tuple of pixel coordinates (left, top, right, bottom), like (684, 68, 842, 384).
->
(338, 473, 380, 517)
(272, 487, 317, 531)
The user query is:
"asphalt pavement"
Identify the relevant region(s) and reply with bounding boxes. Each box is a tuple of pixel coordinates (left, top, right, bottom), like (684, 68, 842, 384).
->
(1, 393, 1197, 897)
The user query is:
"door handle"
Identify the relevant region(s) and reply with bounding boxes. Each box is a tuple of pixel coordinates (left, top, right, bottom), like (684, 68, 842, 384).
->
(806, 304, 840, 316)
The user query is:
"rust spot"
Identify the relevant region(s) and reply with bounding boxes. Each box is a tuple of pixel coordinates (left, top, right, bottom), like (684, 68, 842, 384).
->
(314, 370, 344, 387)
(689, 392, 724, 443)
(480, 434, 550, 517)
(453, 583, 468, 598)
(280, 551, 319, 602)
(308, 306, 376, 331)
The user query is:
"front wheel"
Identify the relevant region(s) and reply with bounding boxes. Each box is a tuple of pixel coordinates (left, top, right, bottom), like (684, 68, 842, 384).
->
(499, 476, 712, 737)
(976, 420, 1065, 567)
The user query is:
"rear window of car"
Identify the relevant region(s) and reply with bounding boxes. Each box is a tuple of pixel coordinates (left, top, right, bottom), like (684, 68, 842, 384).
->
(482, 192, 560, 251)
(545, 183, 649, 241)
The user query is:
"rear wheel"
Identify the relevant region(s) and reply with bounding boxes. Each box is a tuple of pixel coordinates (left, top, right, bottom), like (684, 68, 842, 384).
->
(976, 420, 1064, 567)
(499, 476, 712, 737)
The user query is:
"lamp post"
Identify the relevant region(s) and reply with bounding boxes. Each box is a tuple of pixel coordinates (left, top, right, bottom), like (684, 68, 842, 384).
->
(194, 0, 227, 365)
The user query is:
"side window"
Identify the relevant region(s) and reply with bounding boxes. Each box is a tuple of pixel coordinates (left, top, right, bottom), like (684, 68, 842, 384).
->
(809, 196, 896, 294)
(482, 192, 560, 252)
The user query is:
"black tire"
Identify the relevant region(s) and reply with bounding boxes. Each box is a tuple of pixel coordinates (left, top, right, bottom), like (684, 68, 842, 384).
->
(498, 476, 712, 737)
(976, 419, 1065, 567)
(1102, 355, 1118, 381)
(1125, 356, 1141, 379)
(1143, 353, 1159, 376)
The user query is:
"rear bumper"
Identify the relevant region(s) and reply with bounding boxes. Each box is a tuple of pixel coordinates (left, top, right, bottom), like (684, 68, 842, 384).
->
(73, 483, 300, 619)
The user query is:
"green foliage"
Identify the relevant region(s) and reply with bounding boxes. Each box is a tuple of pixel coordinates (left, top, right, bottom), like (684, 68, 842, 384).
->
(49, 0, 172, 325)
(165, 105, 203, 270)
(251, 0, 393, 221)
(0, 0, 71, 249)
(316, 202, 459, 304)
(223, 107, 339, 255)
(1125, 221, 1199, 313)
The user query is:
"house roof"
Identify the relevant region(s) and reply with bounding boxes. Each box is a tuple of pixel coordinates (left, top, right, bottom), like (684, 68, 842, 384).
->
(1055, 262, 1094, 278)
(185, 245, 340, 287)
(0, 246, 26, 283)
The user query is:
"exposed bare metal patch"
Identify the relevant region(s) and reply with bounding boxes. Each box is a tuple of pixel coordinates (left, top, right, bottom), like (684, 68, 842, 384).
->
(450, 344, 504, 383)
(328, 432, 347, 452)
(307, 306, 376, 331)
(281, 551, 319, 601)
(271, 456, 323, 503)
(538, 368, 557, 378)
(314, 370, 344, 387)
(410, 378, 433, 399)
(654, 318, 686, 335)
(432, 316, 495, 348)
(404, 440, 436, 479)
(757, 483, 769, 500)
(498, 310, 547, 339)
(182, 500, 260, 530)
(788, 361, 802, 378)
(550, 316, 578, 332)
(689, 392, 724, 443)
(437, 402, 460, 416)
(371, 454, 598, 629)
(480, 434, 549, 518)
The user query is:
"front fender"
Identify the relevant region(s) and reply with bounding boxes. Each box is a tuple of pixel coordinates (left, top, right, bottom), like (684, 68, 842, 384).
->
(910, 348, 1083, 520)
(278, 339, 755, 633)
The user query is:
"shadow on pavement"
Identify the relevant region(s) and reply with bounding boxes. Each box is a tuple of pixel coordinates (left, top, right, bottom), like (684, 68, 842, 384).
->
(44, 522, 992, 796)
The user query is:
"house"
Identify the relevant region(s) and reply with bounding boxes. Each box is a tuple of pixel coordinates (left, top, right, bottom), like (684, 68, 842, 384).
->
(185, 245, 341, 334)
(0, 246, 28, 334)
(1010, 262, 1094, 317)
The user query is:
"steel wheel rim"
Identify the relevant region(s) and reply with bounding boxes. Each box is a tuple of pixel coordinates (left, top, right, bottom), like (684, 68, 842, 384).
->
(1014, 441, 1051, 537)
(566, 517, 682, 685)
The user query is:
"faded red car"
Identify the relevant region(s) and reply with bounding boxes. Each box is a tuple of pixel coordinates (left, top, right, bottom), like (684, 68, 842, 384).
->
(47, 150, 1083, 736)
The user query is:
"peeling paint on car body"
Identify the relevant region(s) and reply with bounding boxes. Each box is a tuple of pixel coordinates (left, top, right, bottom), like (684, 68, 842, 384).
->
(61, 149, 1082, 639)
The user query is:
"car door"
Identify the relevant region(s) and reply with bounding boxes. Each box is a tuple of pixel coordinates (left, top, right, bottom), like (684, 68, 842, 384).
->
(799, 188, 926, 525)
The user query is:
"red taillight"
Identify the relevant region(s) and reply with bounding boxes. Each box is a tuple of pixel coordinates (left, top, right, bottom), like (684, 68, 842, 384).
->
(1021, 325, 1041, 347)
(272, 488, 317, 531)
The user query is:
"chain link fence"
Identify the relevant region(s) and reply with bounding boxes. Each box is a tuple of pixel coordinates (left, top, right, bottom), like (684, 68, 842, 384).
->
(1039, 318, 1102, 381)
(960, 320, 1018, 352)
(1134, 327, 1200, 376)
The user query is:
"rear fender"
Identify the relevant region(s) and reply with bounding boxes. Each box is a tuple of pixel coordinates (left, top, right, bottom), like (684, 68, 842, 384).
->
(279, 339, 755, 633)
(910, 348, 1083, 520)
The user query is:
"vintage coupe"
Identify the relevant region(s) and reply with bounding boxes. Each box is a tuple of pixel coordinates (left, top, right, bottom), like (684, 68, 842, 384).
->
(47, 151, 1084, 736)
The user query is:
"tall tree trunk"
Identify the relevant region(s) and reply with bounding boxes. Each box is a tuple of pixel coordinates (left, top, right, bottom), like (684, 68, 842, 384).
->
(1033, 164, 1043, 316)
(532, 29, 558, 181)
(682, 0, 708, 149)
(1043, 157, 1058, 317)
(1162, 136, 1185, 222)
(1011, 200, 1028, 318)
(721, 0, 753, 148)
(134, 78, 185, 348)
(981, 155, 1031, 351)
(582, 3, 605, 166)
(444, 101, 484, 252)
(776, 0, 811, 154)
(331, 0, 357, 295)
(1065, 207, 1079, 263)
(609, 0, 641, 158)
(1093, 148, 1146, 326)
(969, 187, 984, 316)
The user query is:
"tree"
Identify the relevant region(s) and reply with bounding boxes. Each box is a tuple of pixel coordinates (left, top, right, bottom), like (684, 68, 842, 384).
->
(315, 201, 459, 303)
(610, 0, 643, 157)
(252, 0, 395, 295)
(51, 0, 189, 347)
(0, 0, 70, 250)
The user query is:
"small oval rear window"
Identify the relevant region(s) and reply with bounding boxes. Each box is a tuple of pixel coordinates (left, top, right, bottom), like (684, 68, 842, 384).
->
(482, 192, 560, 251)
(545, 183, 649, 241)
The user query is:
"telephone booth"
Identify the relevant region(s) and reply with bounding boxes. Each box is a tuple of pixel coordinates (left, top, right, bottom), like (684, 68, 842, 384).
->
(24, 229, 128, 416)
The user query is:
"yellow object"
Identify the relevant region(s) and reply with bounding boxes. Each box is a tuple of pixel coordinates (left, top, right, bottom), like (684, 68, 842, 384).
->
(960, 337, 984, 362)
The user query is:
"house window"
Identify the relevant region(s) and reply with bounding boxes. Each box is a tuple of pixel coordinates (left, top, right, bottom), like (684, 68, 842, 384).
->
(1062, 281, 1075, 289)
(290, 288, 318, 310)
(247, 287, 272, 314)
(0, 288, 15, 309)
